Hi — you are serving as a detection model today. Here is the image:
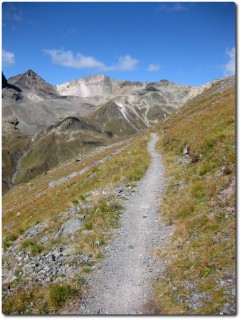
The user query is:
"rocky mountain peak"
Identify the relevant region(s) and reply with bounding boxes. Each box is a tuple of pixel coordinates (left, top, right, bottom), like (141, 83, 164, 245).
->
(25, 69, 38, 79)
(159, 79, 175, 85)
(8, 69, 59, 98)
(9, 69, 46, 87)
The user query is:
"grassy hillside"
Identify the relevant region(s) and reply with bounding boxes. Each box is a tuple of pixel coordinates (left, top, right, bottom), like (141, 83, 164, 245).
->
(153, 78, 236, 314)
(88, 100, 146, 140)
(2, 132, 151, 314)
(14, 117, 113, 185)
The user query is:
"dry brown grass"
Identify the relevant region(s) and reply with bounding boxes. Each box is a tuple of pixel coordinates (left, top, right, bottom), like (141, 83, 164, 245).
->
(3, 134, 150, 243)
(2, 142, 124, 216)
(153, 82, 236, 314)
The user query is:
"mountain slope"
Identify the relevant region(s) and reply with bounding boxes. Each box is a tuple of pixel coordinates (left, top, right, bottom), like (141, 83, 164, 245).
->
(14, 116, 112, 184)
(88, 100, 146, 140)
(151, 76, 236, 314)
(3, 71, 99, 135)
(2, 97, 98, 135)
(2, 123, 31, 193)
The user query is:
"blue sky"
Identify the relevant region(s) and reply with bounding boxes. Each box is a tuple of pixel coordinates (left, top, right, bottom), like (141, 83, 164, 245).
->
(2, 2, 236, 86)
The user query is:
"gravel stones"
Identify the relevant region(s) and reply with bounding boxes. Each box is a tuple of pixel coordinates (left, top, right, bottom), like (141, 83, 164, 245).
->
(2, 244, 86, 289)
(24, 222, 47, 238)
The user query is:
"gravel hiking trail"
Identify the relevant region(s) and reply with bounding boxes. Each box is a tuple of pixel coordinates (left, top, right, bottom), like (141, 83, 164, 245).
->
(79, 133, 173, 315)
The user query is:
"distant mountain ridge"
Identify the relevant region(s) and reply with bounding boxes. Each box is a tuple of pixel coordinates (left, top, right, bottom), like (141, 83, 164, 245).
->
(2, 70, 232, 192)
(3, 70, 212, 136)
(56, 74, 188, 98)
(56, 74, 116, 97)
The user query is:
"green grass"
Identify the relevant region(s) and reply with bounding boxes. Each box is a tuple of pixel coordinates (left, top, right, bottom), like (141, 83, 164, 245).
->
(48, 283, 77, 310)
(153, 82, 236, 314)
(14, 267, 22, 277)
(2, 281, 81, 315)
(83, 222, 93, 230)
(95, 253, 104, 259)
(72, 199, 79, 205)
(81, 267, 92, 274)
(20, 239, 44, 257)
(3, 233, 18, 250)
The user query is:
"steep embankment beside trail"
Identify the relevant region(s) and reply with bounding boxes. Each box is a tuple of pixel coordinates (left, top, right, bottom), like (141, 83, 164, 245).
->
(2, 132, 152, 315)
(152, 76, 236, 314)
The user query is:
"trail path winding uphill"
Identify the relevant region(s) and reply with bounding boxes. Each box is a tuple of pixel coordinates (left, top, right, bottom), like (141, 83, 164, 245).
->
(79, 133, 173, 315)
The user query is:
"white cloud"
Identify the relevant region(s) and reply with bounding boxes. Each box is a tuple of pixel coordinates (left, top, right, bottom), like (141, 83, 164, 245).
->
(224, 47, 235, 76)
(2, 49, 15, 66)
(114, 55, 138, 71)
(147, 64, 160, 72)
(44, 49, 106, 69)
(44, 49, 139, 72)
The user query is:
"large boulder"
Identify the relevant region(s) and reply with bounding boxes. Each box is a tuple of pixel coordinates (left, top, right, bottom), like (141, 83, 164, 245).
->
(56, 218, 84, 238)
